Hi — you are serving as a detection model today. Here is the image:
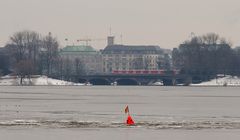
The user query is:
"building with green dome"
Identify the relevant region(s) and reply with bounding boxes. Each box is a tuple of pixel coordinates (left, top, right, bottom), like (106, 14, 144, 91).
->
(59, 45, 103, 75)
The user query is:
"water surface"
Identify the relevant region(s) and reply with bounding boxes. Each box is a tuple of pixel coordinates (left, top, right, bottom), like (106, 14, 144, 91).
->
(1, 86, 240, 139)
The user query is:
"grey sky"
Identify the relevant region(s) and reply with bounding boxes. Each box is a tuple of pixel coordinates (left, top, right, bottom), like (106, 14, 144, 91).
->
(0, 0, 240, 49)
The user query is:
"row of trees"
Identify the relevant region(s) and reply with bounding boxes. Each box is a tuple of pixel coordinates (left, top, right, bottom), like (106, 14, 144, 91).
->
(1, 30, 87, 84)
(0, 48, 10, 76)
(172, 33, 240, 80)
(4, 31, 60, 84)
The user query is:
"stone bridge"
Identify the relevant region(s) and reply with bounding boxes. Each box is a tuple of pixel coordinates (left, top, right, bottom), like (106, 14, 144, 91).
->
(67, 73, 191, 86)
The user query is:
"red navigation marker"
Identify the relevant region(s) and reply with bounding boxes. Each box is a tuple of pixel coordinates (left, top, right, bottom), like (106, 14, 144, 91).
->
(124, 105, 135, 125)
(126, 114, 135, 125)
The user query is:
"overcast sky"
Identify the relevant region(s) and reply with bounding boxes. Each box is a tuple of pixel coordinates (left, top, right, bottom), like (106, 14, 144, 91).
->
(0, 0, 240, 49)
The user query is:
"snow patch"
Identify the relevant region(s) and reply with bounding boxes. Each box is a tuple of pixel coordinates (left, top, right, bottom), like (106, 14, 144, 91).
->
(0, 75, 85, 86)
(191, 75, 240, 86)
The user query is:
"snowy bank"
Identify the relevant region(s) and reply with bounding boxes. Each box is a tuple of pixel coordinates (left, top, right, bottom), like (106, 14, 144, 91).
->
(0, 75, 85, 86)
(191, 75, 240, 86)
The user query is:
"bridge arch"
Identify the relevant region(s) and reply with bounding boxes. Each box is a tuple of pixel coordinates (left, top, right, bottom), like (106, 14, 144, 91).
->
(162, 78, 175, 86)
(78, 78, 87, 83)
(89, 78, 111, 85)
(116, 78, 139, 86)
(162, 79, 173, 86)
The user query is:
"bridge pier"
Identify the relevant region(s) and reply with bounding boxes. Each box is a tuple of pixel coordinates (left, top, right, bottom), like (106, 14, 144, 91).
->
(162, 78, 177, 86)
(184, 76, 192, 86)
(172, 78, 177, 86)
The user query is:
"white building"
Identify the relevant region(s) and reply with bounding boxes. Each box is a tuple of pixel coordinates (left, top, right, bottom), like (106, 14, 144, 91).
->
(101, 44, 165, 73)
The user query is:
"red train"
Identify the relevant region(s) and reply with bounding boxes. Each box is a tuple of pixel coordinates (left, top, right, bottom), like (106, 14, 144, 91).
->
(112, 70, 179, 75)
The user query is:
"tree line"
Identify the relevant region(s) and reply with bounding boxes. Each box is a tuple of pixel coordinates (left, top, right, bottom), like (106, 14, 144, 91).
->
(172, 33, 240, 82)
(0, 30, 82, 84)
(1, 31, 240, 84)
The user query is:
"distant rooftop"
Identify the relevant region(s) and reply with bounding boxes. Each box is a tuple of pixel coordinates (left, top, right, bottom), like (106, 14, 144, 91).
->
(61, 45, 97, 52)
(60, 45, 99, 55)
(102, 44, 163, 54)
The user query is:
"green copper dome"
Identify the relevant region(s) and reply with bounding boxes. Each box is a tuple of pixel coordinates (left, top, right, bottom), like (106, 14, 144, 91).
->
(60, 45, 99, 55)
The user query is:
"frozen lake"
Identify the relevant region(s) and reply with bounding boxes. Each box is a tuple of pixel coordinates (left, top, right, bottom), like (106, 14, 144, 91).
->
(1, 86, 240, 139)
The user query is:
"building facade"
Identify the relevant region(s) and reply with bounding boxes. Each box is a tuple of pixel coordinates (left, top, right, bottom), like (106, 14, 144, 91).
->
(59, 37, 172, 75)
(59, 45, 103, 75)
(101, 44, 165, 74)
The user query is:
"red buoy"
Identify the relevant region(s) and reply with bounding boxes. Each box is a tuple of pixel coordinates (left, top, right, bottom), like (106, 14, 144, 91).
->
(124, 105, 135, 125)
(126, 114, 135, 125)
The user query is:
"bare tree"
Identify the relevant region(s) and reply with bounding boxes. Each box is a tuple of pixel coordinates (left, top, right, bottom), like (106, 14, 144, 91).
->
(202, 33, 219, 44)
(7, 30, 61, 80)
(0, 49, 10, 75)
(9, 30, 41, 74)
(173, 32, 233, 78)
(42, 32, 59, 76)
(7, 30, 42, 84)
(10, 31, 28, 62)
(26, 31, 41, 68)
(15, 60, 34, 85)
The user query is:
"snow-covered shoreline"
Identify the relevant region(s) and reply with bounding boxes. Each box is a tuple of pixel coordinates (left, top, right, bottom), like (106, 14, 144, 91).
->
(1, 75, 240, 86)
(0, 75, 85, 86)
(191, 75, 240, 86)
